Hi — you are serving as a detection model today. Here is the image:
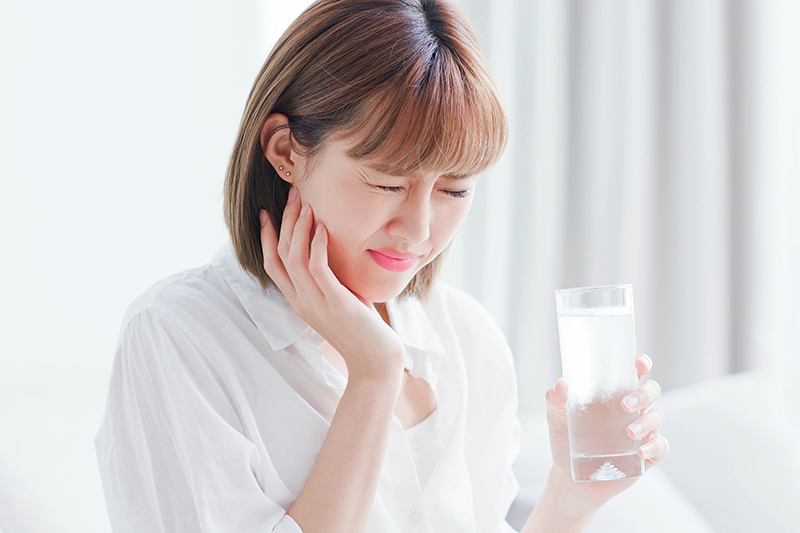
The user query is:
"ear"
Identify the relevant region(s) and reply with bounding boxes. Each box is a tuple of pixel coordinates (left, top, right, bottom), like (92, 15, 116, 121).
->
(260, 113, 296, 184)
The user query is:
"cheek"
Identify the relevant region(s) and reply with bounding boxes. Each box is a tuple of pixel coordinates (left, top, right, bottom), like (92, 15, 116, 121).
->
(312, 197, 389, 268)
(432, 201, 472, 242)
(315, 194, 387, 236)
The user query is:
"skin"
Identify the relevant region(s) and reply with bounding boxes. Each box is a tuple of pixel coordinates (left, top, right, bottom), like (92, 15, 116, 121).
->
(258, 113, 668, 532)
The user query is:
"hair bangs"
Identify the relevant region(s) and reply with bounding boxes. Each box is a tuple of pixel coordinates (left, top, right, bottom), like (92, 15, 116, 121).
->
(342, 46, 507, 178)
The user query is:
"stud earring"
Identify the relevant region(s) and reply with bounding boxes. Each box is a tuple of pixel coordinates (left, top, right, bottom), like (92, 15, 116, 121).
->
(279, 165, 284, 170)
(286, 172, 291, 176)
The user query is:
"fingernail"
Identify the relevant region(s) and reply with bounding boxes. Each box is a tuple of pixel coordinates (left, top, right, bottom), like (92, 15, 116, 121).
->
(288, 188, 298, 203)
(640, 443, 653, 458)
(259, 210, 267, 227)
(623, 396, 639, 411)
(629, 423, 643, 438)
(300, 203, 309, 217)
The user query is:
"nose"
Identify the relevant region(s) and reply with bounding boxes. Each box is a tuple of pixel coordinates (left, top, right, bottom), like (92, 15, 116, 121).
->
(386, 190, 431, 245)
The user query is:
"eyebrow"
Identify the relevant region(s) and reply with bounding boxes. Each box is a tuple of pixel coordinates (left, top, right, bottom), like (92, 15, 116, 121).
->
(364, 162, 473, 180)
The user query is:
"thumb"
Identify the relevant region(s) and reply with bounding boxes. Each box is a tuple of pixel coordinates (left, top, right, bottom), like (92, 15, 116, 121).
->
(545, 378, 571, 469)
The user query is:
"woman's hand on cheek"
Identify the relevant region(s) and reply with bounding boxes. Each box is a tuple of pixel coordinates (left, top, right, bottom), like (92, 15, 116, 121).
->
(543, 354, 668, 510)
(260, 188, 406, 383)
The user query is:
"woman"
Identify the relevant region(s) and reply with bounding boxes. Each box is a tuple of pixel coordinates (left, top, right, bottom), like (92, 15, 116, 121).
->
(96, 0, 668, 531)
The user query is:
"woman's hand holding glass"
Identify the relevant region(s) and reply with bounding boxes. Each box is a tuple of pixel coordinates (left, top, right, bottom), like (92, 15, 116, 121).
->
(544, 354, 668, 511)
(259, 188, 406, 383)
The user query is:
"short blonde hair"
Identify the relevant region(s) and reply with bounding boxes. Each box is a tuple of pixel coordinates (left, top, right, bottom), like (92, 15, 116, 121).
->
(224, 0, 507, 300)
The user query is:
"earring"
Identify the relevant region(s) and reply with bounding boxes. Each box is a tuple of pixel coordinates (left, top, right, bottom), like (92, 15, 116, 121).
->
(286, 172, 291, 176)
(279, 165, 284, 170)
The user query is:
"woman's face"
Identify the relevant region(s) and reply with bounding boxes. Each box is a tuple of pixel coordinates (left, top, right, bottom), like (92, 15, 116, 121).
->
(289, 137, 477, 303)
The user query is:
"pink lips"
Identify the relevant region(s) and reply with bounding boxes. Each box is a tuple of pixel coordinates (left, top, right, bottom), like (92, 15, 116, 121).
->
(368, 249, 421, 272)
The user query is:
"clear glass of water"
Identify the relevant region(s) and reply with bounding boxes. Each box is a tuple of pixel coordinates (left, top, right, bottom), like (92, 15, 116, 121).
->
(555, 285, 645, 482)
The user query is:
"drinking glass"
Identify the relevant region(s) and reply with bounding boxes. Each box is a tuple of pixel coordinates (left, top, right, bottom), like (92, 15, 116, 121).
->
(554, 285, 644, 482)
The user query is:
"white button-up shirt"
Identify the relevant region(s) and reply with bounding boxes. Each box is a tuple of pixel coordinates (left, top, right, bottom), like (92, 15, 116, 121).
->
(95, 243, 522, 532)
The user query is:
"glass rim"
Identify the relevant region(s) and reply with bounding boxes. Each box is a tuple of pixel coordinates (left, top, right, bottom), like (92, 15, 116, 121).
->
(554, 284, 632, 295)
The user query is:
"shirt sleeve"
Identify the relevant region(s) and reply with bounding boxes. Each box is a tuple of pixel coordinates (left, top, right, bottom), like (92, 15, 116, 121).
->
(95, 309, 302, 533)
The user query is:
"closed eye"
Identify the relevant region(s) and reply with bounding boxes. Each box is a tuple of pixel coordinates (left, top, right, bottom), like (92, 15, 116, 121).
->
(443, 189, 471, 198)
(375, 185, 404, 193)
(375, 185, 471, 198)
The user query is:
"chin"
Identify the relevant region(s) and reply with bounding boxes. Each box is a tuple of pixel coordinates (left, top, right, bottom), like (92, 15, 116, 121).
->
(350, 284, 406, 304)
(344, 275, 414, 304)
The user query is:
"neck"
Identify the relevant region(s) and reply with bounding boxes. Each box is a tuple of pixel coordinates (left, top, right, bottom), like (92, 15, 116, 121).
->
(373, 302, 392, 328)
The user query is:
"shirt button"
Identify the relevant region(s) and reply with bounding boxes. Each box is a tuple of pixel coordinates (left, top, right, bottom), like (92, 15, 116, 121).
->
(409, 510, 422, 524)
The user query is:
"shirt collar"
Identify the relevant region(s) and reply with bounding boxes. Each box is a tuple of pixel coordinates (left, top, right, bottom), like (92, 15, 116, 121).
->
(386, 296, 447, 358)
(211, 242, 312, 352)
(210, 242, 446, 359)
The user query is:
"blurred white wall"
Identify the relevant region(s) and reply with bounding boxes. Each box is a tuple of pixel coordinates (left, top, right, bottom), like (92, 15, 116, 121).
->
(453, 0, 800, 426)
(0, 1, 304, 531)
(1, 0, 266, 390)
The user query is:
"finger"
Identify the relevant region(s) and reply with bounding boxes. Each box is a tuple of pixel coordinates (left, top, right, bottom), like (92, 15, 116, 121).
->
(285, 203, 324, 300)
(260, 209, 294, 294)
(277, 187, 302, 262)
(285, 202, 312, 272)
(635, 353, 652, 381)
(308, 223, 346, 297)
(545, 377, 568, 412)
(640, 431, 669, 466)
(545, 378, 571, 466)
(622, 379, 662, 413)
(627, 407, 666, 440)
